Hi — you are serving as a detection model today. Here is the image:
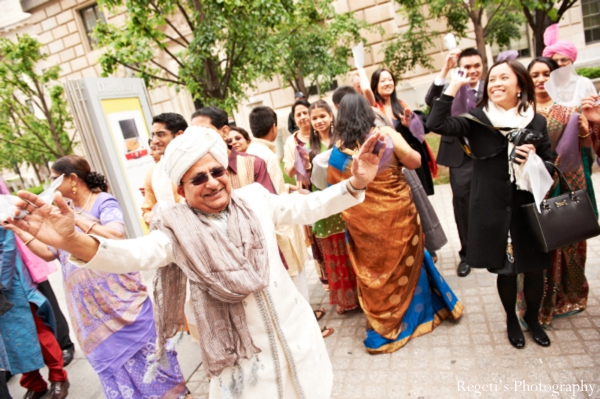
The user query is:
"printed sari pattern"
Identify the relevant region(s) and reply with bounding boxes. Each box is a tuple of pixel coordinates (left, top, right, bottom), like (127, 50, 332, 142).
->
(518, 105, 593, 325)
(328, 145, 462, 352)
(56, 193, 186, 398)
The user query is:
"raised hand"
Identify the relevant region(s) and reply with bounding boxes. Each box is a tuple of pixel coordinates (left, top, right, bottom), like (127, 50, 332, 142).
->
(5, 191, 77, 249)
(400, 108, 413, 128)
(582, 95, 600, 123)
(349, 132, 384, 189)
(440, 48, 462, 78)
(444, 68, 471, 97)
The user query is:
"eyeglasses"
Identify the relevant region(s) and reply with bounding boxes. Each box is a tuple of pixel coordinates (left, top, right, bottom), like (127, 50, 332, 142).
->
(227, 136, 243, 144)
(187, 166, 227, 186)
(151, 131, 170, 139)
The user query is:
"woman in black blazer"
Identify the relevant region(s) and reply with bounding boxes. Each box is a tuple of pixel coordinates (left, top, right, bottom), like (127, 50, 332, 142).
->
(426, 60, 554, 349)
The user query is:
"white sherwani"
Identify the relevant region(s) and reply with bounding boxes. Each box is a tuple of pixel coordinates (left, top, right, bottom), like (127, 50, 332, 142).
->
(71, 181, 364, 399)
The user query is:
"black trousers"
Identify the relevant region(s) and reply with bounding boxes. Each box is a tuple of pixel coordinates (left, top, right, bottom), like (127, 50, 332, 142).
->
(36, 281, 74, 352)
(449, 157, 473, 261)
(0, 371, 11, 399)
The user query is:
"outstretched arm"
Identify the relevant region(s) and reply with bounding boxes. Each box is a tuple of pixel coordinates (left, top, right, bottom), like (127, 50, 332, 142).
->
(6, 191, 99, 262)
(5, 191, 173, 270)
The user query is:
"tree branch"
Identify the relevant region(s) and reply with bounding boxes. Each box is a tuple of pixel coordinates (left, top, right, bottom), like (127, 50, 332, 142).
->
(178, 3, 195, 31)
(8, 100, 60, 157)
(484, 0, 508, 34)
(30, 77, 64, 155)
(286, 78, 299, 94)
(148, 0, 190, 45)
(557, 0, 578, 19)
(520, 2, 535, 28)
(66, 129, 78, 153)
(149, 59, 181, 80)
(117, 60, 184, 85)
(0, 137, 49, 154)
(220, 38, 238, 93)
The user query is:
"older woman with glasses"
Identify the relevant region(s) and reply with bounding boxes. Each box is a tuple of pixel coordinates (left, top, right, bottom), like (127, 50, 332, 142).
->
(7, 155, 190, 399)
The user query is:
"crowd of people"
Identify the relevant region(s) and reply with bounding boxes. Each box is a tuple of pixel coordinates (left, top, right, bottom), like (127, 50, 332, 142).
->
(1, 23, 600, 399)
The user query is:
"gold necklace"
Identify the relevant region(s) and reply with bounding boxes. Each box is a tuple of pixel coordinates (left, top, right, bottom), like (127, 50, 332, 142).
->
(74, 192, 93, 214)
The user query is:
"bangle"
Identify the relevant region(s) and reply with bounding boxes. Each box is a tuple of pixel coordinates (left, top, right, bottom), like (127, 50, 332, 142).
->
(347, 179, 366, 193)
(85, 222, 97, 234)
(24, 237, 34, 246)
(579, 132, 590, 139)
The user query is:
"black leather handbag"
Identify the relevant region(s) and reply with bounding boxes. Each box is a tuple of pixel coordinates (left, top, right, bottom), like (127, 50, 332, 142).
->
(521, 163, 600, 253)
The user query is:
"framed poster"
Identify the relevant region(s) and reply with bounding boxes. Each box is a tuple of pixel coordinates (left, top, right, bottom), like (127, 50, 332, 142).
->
(64, 78, 156, 238)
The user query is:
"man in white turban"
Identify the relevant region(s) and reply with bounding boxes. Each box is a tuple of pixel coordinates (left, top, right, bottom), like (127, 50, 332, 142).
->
(7, 128, 384, 399)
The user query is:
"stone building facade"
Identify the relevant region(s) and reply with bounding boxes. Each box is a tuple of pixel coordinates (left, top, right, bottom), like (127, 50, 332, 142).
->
(0, 0, 599, 185)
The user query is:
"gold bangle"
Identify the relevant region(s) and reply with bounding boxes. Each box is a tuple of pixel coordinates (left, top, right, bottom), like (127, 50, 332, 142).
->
(578, 132, 591, 139)
(24, 237, 34, 246)
(85, 222, 97, 234)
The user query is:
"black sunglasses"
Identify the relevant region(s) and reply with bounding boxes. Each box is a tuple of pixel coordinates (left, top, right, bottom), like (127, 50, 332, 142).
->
(187, 166, 227, 186)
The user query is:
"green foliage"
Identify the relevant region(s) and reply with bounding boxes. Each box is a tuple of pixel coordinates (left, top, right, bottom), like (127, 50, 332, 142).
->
(26, 183, 45, 195)
(272, 0, 370, 96)
(0, 35, 75, 171)
(577, 66, 600, 80)
(385, 0, 523, 76)
(94, 0, 364, 110)
(95, 0, 287, 111)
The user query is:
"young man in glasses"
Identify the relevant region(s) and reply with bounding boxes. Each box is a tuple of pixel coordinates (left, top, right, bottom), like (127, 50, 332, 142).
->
(8, 128, 383, 399)
(140, 112, 188, 225)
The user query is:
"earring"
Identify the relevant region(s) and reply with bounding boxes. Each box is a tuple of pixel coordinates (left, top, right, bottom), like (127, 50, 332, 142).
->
(517, 92, 521, 98)
(71, 184, 77, 194)
(330, 123, 333, 134)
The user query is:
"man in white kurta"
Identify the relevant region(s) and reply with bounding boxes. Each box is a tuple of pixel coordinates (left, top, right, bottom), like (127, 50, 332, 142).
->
(8, 128, 384, 399)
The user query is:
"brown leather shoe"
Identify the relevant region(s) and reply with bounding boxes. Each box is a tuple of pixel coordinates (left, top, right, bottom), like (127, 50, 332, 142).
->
(50, 380, 69, 399)
(22, 389, 48, 399)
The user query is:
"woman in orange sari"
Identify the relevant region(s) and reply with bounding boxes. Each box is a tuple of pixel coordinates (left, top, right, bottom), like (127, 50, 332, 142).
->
(328, 93, 463, 353)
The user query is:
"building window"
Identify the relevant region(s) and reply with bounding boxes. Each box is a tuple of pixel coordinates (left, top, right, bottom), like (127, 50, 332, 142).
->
(80, 3, 106, 48)
(491, 24, 532, 59)
(582, 0, 600, 44)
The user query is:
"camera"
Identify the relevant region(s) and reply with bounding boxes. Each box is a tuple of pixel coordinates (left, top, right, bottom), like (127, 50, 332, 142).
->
(506, 128, 543, 163)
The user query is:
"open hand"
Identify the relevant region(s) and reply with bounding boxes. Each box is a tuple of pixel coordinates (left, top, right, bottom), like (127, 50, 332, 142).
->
(400, 108, 412, 128)
(5, 191, 77, 249)
(444, 67, 471, 97)
(442, 49, 461, 74)
(582, 95, 600, 123)
(349, 132, 384, 189)
(450, 68, 471, 87)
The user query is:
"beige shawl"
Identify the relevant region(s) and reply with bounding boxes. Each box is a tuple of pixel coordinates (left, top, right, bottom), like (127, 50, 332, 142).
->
(150, 192, 269, 377)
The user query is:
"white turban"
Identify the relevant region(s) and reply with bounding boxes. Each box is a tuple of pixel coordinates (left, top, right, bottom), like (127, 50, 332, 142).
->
(163, 126, 229, 186)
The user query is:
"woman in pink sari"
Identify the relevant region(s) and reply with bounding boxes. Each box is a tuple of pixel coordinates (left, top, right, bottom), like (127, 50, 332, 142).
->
(9, 155, 190, 399)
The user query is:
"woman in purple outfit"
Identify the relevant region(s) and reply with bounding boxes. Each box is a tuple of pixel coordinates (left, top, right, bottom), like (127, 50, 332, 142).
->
(8, 155, 190, 399)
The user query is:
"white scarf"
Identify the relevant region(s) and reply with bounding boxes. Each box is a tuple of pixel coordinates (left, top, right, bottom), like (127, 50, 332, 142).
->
(483, 102, 553, 211)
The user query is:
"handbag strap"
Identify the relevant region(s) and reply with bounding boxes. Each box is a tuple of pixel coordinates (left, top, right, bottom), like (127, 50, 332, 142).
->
(543, 161, 574, 194)
(456, 114, 510, 160)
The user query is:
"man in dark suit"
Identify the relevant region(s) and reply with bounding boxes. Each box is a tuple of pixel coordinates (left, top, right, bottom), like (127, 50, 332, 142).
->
(424, 47, 484, 277)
